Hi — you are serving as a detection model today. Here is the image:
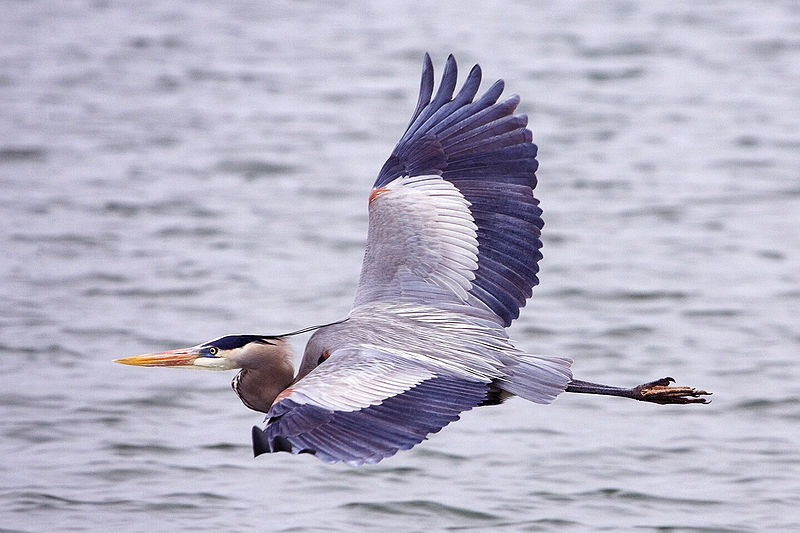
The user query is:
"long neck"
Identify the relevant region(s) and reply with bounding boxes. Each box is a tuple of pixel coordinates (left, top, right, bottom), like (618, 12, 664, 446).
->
(234, 367, 294, 413)
(232, 340, 295, 413)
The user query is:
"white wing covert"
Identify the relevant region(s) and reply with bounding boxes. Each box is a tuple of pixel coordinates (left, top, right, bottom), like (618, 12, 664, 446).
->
(353, 174, 479, 306)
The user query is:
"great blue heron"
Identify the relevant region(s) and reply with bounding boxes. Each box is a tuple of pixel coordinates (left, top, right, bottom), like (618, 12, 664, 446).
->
(115, 54, 710, 465)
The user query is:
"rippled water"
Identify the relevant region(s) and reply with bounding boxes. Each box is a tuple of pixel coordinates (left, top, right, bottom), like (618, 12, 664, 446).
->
(2, 1, 800, 531)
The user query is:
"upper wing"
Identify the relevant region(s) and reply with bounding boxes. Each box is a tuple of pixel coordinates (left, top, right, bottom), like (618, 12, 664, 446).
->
(354, 54, 543, 326)
(252, 345, 490, 465)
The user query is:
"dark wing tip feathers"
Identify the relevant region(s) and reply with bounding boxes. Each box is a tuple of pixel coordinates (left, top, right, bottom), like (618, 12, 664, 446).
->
(408, 53, 434, 129)
(376, 54, 544, 327)
(252, 425, 272, 456)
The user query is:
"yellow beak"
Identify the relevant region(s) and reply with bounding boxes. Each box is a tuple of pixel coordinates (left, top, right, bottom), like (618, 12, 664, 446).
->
(114, 348, 199, 367)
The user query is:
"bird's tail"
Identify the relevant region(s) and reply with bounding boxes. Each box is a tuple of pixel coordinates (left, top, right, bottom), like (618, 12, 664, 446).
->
(499, 354, 573, 404)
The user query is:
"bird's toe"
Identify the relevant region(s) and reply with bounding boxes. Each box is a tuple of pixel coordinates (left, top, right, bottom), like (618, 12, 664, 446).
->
(634, 379, 712, 405)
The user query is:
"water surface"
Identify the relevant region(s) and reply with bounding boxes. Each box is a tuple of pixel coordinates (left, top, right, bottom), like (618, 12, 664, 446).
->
(2, 1, 800, 531)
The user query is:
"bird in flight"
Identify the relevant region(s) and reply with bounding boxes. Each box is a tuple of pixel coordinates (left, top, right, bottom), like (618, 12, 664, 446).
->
(115, 54, 710, 465)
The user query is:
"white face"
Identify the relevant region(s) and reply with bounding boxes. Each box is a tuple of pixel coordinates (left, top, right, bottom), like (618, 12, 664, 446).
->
(190, 348, 241, 371)
(190, 334, 280, 370)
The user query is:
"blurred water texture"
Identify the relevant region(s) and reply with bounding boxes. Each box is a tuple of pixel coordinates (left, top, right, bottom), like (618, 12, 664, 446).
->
(2, 1, 800, 531)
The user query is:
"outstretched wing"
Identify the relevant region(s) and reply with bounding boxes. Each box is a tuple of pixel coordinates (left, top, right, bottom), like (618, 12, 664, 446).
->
(252, 345, 490, 465)
(353, 54, 543, 327)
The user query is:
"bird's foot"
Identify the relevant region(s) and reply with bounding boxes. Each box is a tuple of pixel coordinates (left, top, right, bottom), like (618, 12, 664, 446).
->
(632, 377, 711, 404)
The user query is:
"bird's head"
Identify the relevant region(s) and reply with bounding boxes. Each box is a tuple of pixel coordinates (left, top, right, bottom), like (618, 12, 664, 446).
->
(113, 335, 291, 371)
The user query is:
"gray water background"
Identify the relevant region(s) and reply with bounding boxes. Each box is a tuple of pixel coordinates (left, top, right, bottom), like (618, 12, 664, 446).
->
(2, 1, 800, 531)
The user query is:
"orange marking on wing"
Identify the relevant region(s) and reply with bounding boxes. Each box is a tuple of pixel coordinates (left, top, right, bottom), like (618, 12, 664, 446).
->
(369, 187, 390, 204)
(272, 387, 294, 405)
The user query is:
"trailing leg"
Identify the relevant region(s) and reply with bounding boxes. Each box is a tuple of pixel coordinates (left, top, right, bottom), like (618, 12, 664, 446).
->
(565, 376, 710, 404)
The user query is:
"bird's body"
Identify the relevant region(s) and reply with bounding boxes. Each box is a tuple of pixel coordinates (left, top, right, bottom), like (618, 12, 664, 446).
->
(116, 54, 709, 465)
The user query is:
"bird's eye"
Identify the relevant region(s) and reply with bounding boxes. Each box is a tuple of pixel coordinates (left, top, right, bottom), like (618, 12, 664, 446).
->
(208, 347, 219, 356)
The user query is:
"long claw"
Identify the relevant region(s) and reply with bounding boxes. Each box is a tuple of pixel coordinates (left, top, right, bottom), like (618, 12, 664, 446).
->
(639, 377, 675, 388)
